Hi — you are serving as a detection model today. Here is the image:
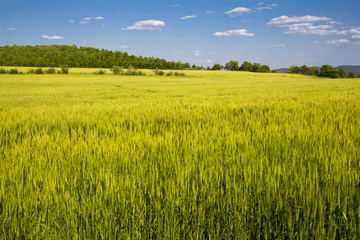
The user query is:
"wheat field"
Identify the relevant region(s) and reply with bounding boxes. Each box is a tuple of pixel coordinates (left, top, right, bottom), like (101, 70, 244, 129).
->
(1, 69, 359, 239)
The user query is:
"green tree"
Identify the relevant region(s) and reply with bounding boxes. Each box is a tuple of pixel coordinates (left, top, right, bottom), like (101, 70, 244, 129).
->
(347, 72, 356, 78)
(319, 65, 340, 78)
(251, 63, 262, 72)
(261, 64, 270, 73)
(310, 67, 319, 76)
(299, 65, 311, 75)
(289, 65, 300, 74)
(337, 68, 347, 78)
(239, 61, 252, 71)
(212, 63, 222, 71)
(225, 61, 239, 71)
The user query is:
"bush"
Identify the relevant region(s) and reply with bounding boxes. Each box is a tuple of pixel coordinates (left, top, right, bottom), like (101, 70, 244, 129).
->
(9, 69, 19, 74)
(111, 66, 123, 75)
(94, 69, 106, 75)
(0, 68, 6, 74)
(27, 69, 35, 74)
(46, 68, 56, 74)
(61, 65, 69, 74)
(35, 68, 44, 74)
(166, 71, 173, 76)
(154, 69, 165, 76)
(174, 72, 185, 76)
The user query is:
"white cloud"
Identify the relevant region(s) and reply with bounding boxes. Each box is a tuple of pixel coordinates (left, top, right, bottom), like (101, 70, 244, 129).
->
(8, 28, 16, 31)
(180, 15, 197, 20)
(68, 20, 75, 23)
(42, 35, 64, 40)
(80, 21, 89, 24)
(206, 10, 215, 14)
(267, 15, 353, 36)
(225, 7, 251, 16)
(122, 20, 165, 31)
(285, 24, 344, 36)
(326, 39, 350, 46)
(94, 16, 104, 20)
(327, 21, 341, 25)
(351, 35, 360, 39)
(267, 15, 331, 26)
(194, 50, 201, 56)
(168, 4, 180, 8)
(273, 43, 286, 48)
(174, 50, 183, 54)
(83, 17, 91, 21)
(117, 45, 129, 49)
(213, 29, 254, 37)
(255, 3, 279, 11)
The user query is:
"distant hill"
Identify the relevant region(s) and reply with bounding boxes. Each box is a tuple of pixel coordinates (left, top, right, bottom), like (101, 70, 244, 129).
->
(275, 66, 360, 76)
(335, 66, 360, 76)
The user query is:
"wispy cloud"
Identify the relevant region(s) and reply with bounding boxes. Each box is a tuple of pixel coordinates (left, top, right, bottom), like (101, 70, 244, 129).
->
(206, 10, 215, 14)
(225, 7, 251, 17)
(168, 3, 180, 8)
(80, 21, 89, 24)
(68, 20, 75, 23)
(42, 35, 64, 40)
(8, 28, 16, 31)
(213, 29, 254, 37)
(268, 15, 331, 26)
(180, 15, 197, 20)
(255, 3, 279, 10)
(122, 20, 165, 31)
(273, 43, 286, 48)
(194, 50, 201, 56)
(326, 39, 350, 46)
(267, 15, 347, 36)
(117, 45, 129, 49)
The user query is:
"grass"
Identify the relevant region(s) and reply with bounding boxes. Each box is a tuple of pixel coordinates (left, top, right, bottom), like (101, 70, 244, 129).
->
(0, 68, 360, 239)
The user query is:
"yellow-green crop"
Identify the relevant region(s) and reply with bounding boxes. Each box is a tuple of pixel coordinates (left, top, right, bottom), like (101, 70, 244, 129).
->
(1, 68, 359, 239)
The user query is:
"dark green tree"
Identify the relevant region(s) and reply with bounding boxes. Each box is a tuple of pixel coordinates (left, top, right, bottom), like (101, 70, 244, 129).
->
(239, 61, 252, 71)
(251, 63, 262, 72)
(261, 64, 270, 73)
(310, 67, 319, 76)
(347, 72, 356, 78)
(225, 61, 239, 71)
(319, 65, 340, 78)
(299, 65, 311, 75)
(289, 65, 300, 74)
(212, 63, 222, 71)
(337, 68, 347, 78)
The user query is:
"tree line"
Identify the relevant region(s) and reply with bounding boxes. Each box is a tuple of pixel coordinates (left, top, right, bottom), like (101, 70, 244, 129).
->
(211, 61, 272, 72)
(0, 45, 194, 70)
(289, 65, 359, 78)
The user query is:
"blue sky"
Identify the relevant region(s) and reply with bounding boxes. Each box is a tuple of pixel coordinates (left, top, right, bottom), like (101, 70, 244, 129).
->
(1, 0, 359, 69)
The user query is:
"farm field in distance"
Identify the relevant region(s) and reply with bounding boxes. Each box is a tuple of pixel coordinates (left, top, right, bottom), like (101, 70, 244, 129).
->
(1, 68, 360, 239)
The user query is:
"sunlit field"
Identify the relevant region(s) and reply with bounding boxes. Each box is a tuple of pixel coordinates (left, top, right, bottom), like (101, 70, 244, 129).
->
(1, 68, 359, 239)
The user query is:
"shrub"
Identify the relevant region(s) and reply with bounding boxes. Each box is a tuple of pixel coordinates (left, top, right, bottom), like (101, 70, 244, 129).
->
(166, 71, 173, 76)
(9, 69, 19, 74)
(94, 69, 106, 75)
(111, 66, 123, 75)
(0, 68, 6, 74)
(61, 65, 69, 74)
(27, 69, 35, 74)
(46, 68, 56, 74)
(174, 72, 185, 76)
(35, 68, 44, 74)
(154, 69, 165, 76)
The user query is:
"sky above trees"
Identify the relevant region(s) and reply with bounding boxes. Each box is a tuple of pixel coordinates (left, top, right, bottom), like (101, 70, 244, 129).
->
(1, 0, 359, 69)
